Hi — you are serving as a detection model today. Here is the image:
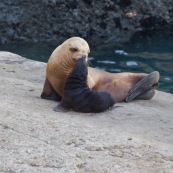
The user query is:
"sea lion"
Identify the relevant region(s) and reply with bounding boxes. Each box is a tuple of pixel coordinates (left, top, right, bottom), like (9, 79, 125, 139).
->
(54, 57, 115, 113)
(41, 37, 159, 111)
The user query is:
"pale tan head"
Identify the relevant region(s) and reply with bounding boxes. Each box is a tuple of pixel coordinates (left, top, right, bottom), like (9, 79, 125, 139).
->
(60, 37, 90, 61)
(46, 37, 91, 96)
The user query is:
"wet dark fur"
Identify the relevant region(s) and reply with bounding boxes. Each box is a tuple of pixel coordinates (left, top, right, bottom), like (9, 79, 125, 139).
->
(60, 57, 115, 113)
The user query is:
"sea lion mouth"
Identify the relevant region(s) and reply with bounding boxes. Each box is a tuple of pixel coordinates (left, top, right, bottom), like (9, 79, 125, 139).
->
(81, 55, 89, 65)
(82, 55, 87, 59)
(74, 54, 88, 61)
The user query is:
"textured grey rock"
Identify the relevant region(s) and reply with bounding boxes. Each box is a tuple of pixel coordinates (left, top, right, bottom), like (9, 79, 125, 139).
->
(0, 51, 173, 173)
(0, 0, 173, 45)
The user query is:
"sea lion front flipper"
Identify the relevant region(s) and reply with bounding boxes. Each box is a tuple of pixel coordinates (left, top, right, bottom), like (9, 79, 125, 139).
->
(126, 71, 159, 102)
(41, 77, 62, 101)
(61, 57, 115, 113)
(53, 102, 71, 113)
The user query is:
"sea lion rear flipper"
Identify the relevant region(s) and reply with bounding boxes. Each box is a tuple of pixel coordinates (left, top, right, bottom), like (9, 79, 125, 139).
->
(134, 89, 155, 100)
(53, 102, 71, 112)
(126, 71, 159, 102)
(41, 77, 62, 101)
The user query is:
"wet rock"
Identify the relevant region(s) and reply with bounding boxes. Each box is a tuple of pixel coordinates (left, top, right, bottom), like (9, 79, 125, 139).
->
(0, 1, 173, 45)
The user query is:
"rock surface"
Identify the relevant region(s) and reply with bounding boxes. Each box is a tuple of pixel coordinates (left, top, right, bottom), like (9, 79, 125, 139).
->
(0, 0, 173, 45)
(0, 51, 173, 173)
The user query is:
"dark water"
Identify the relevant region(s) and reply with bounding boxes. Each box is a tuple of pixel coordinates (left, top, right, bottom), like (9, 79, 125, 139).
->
(0, 27, 173, 94)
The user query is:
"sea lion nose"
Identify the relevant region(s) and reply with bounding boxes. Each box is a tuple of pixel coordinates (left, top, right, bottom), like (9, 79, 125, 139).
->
(82, 55, 87, 59)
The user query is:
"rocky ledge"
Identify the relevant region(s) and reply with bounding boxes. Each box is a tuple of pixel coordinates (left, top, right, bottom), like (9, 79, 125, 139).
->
(0, 51, 173, 173)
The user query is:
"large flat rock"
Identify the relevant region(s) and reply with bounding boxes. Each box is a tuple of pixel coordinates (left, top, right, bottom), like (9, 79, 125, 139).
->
(0, 51, 173, 173)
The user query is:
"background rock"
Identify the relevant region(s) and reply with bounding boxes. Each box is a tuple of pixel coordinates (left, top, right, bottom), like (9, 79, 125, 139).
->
(0, 0, 173, 45)
(0, 51, 173, 173)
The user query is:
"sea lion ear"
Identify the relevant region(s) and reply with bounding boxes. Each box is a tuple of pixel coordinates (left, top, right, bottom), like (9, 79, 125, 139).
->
(69, 47, 78, 52)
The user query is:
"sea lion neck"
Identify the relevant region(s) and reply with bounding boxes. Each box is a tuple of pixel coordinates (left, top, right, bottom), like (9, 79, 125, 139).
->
(60, 51, 76, 75)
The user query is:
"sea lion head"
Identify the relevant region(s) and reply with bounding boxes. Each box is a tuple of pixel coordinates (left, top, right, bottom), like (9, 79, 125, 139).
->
(61, 37, 90, 62)
(46, 37, 90, 97)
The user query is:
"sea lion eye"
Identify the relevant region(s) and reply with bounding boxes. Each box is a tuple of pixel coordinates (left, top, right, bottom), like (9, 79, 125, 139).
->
(70, 47, 78, 52)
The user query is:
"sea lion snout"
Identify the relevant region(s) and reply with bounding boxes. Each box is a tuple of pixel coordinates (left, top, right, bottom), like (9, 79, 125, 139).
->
(81, 55, 87, 60)
(74, 54, 88, 63)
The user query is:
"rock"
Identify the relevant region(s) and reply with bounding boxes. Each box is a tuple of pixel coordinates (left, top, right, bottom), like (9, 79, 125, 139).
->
(0, 0, 173, 45)
(0, 51, 173, 173)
